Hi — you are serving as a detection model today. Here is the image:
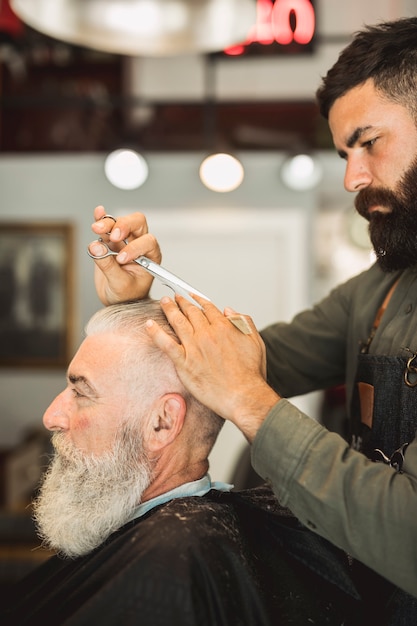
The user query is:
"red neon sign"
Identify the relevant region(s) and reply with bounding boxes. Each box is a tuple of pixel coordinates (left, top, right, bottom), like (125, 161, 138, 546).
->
(225, 0, 315, 56)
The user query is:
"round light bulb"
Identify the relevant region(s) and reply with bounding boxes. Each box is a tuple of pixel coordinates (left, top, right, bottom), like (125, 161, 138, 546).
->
(104, 149, 149, 190)
(199, 153, 244, 193)
(280, 154, 322, 191)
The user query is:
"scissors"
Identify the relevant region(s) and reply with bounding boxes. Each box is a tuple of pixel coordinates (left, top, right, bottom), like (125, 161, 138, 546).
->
(88, 238, 210, 309)
(87, 215, 252, 333)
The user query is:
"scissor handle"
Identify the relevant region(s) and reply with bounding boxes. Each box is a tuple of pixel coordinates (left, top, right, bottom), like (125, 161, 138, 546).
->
(87, 238, 129, 260)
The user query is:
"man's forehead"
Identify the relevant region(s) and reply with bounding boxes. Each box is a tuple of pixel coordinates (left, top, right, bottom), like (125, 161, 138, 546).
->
(69, 333, 134, 384)
(329, 80, 405, 129)
(329, 85, 386, 146)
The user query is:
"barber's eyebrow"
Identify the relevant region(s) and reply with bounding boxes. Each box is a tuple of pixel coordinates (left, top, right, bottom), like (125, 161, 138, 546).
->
(337, 125, 373, 158)
(68, 373, 98, 396)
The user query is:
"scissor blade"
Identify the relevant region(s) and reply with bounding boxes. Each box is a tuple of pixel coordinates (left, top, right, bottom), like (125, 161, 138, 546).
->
(135, 256, 211, 306)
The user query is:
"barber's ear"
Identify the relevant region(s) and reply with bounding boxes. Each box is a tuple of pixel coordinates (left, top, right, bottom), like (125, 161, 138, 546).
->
(147, 393, 186, 452)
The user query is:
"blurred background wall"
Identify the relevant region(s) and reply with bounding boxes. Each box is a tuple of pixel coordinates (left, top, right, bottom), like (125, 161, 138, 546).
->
(0, 0, 415, 484)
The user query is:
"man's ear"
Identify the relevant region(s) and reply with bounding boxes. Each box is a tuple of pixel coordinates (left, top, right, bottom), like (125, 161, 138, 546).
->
(146, 393, 186, 452)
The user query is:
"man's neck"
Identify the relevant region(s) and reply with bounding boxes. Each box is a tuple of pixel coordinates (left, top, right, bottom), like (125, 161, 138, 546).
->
(141, 459, 209, 503)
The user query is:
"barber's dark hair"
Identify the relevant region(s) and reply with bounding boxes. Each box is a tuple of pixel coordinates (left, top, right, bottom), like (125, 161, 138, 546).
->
(316, 17, 417, 120)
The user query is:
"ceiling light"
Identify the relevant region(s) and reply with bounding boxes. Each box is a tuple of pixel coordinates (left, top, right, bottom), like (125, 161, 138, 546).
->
(199, 153, 244, 193)
(10, 0, 257, 56)
(104, 149, 148, 190)
(280, 153, 323, 191)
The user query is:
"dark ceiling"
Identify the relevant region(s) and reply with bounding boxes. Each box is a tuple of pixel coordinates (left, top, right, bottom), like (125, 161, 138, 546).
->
(0, 13, 333, 153)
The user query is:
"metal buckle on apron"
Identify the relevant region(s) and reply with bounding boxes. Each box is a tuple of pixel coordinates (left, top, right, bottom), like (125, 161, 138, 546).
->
(370, 442, 409, 472)
(404, 353, 417, 387)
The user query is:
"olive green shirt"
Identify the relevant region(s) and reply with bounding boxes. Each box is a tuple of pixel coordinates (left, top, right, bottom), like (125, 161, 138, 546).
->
(251, 400, 417, 599)
(254, 262, 417, 598)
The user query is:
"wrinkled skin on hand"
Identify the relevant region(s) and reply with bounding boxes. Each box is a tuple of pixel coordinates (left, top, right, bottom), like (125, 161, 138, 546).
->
(90, 205, 162, 305)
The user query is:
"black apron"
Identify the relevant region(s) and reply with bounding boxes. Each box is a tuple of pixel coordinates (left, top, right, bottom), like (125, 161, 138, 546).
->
(350, 279, 417, 624)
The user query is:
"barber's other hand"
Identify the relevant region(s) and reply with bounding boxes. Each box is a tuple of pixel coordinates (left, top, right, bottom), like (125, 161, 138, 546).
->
(146, 296, 280, 442)
(90, 206, 162, 305)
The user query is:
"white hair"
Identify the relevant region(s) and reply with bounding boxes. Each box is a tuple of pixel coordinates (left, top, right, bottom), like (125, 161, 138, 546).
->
(86, 299, 224, 447)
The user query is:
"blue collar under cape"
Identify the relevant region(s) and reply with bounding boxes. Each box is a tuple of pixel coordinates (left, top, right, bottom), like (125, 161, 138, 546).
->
(129, 473, 233, 521)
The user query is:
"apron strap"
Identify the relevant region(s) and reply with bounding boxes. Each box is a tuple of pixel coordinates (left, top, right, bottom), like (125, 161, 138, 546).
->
(360, 277, 401, 354)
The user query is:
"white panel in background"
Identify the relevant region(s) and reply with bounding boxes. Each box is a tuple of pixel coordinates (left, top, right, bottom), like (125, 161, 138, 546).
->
(128, 208, 311, 483)
(126, 0, 417, 102)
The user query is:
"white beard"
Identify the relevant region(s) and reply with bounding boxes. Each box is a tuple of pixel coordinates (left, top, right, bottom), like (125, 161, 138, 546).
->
(33, 428, 153, 558)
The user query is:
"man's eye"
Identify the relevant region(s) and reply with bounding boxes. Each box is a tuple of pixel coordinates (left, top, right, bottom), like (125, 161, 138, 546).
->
(71, 388, 84, 398)
(364, 137, 377, 148)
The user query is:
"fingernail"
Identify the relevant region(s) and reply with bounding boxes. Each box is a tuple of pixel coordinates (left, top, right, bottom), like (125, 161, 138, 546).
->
(90, 242, 107, 256)
(111, 227, 121, 240)
(116, 251, 127, 263)
(161, 296, 171, 304)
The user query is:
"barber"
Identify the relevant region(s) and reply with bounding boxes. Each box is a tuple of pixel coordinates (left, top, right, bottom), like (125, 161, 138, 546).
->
(89, 17, 417, 614)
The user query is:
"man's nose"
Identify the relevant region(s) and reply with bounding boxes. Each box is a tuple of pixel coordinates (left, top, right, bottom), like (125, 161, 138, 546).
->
(344, 157, 372, 192)
(43, 391, 70, 431)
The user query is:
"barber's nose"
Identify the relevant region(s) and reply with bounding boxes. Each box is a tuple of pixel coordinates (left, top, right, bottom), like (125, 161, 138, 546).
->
(344, 157, 372, 192)
(43, 391, 70, 431)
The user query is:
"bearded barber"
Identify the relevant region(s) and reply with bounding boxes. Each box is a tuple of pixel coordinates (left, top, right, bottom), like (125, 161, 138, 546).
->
(90, 17, 417, 619)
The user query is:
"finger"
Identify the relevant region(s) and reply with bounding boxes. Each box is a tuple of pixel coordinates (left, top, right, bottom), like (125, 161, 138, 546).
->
(90, 248, 121, 275)
(170, 295, 216, 332)
(109, 212, 149, 242)
(92, 214, 119, 238)
(115, 233, 162, 265)
(175, 294, 220, 319)
(92, 213, 161, 265)
(93, 205, 107, 221)
(185, 295, 239, 329)
(88, 241, 108, 259)
(145, 319, 184, 364)
(92, 212, 148, 244)
(159, 296, 200, 339)
(190, 295, 225, 318)
(176, 294, 258, 338)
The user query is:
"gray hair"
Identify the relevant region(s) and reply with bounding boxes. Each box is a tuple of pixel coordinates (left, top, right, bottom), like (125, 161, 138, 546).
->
(85, 299, 224, 448)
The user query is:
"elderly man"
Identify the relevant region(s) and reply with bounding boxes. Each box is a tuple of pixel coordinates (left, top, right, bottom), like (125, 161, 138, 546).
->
(3, 299, 357, 625)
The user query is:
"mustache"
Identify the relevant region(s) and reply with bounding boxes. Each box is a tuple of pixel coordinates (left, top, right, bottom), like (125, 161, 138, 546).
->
(355, 187, 399, 219)
(51, 432, 81, 461)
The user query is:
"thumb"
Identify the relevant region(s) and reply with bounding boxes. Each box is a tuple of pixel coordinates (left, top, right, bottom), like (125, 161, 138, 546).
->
(88, 242, 122, 275)
(89, 241, 108, 258)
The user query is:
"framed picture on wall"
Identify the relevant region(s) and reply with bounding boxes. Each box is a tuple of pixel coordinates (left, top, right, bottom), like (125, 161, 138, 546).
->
(0, 222, 74, 367)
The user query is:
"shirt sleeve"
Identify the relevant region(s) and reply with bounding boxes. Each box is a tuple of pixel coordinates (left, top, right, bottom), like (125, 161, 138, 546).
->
(260, 263, 399, 401)
(251, 399, 417, 599)
(260, 277, 355, 397)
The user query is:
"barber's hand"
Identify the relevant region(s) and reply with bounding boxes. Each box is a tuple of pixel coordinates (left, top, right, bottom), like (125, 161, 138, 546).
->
(146, 295, 281, 442)
(89, 206, 162, 305)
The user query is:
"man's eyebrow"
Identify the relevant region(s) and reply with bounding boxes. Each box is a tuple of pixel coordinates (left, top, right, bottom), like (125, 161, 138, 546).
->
(68, 373, 97, 395)
(346, 125, 373, 148)
(337, 125, 373, 158)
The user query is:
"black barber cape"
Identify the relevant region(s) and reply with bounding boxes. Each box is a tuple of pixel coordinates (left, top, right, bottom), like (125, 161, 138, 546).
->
(3, 485, 360, 625)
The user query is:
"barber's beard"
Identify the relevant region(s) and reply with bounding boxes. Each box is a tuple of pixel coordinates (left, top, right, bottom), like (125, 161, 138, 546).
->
(355, 156, 417, 272)
(33, 428, 153, 559)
